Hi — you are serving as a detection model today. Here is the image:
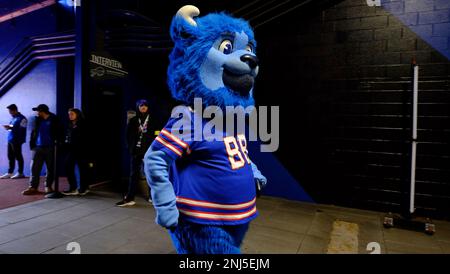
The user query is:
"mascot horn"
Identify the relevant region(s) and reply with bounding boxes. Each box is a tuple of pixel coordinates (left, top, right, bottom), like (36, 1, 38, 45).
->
(144, 5, 267, 254)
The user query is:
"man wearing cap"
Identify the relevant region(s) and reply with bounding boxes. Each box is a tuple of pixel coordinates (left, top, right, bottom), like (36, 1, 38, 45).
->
(116, 99, 157, 206)
(1, 104, 27, 179)
(22, 104, 63, 195)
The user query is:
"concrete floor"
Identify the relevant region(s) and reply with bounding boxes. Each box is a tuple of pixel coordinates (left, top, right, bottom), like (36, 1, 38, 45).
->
(0, 188, 449, 254)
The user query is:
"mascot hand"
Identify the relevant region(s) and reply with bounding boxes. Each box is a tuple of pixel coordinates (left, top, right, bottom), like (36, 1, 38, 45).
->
(156, 205, 179, 229)
(256, 176, 267, 188)
(255, 178, 267, 198)
(251, 162, 267, 197)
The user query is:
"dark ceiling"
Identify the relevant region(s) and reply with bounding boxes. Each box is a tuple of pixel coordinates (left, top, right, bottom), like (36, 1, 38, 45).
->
(0, 0, 345, 32)
(95, 0, 344, 31)
(0, 0, 46, 17)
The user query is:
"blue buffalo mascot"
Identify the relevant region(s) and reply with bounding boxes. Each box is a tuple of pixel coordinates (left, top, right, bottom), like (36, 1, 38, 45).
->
(144, 5, 267, 254)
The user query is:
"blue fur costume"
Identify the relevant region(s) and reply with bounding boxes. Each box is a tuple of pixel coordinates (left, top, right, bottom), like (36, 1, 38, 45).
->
(144, 5, 266, 254)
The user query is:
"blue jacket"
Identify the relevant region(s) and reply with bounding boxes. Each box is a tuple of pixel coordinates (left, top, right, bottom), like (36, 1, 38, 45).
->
(29, 113, 63, 150)
(7, 113, 27, 144)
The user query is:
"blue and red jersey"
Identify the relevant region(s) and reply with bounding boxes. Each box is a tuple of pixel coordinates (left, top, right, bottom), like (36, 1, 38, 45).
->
(151, 106, 258, 226)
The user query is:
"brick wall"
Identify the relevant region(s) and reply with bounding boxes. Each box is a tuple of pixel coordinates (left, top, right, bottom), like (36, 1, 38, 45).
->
(382, 0, 450, 59)
(256, 0, 450, 218)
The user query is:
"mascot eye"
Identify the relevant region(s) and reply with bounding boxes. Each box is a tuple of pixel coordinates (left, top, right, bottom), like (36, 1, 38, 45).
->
(245, 45, 253, 53)
(219, 40, 233, 54)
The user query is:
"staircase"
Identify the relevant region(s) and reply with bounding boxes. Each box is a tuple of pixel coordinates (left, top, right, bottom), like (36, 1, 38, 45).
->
(0, 30, 76, 98)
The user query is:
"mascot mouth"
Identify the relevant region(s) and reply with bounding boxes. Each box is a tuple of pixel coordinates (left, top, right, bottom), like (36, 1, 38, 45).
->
(222, 68, 255, 97)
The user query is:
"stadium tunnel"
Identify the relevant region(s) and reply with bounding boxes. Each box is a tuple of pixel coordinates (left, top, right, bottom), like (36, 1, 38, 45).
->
(0, 0, 449, 254)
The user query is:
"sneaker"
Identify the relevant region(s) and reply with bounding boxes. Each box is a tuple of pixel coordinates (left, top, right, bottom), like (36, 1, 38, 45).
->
(0, 173, 12, 179)
(22, 187, 38, 195)
(62, 189, 79, 196)
(78, 189, 90, 196)
(11, 173, 25, 179)
(44, 187, 54, 194)
(116, 200, 136, 207)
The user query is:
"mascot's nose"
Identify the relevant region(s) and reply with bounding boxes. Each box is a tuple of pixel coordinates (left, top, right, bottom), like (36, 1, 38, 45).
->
(240, 54, 259, 69)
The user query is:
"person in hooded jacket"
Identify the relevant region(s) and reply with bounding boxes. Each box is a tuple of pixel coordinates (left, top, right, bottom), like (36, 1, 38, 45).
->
(116, 99, 157, 206)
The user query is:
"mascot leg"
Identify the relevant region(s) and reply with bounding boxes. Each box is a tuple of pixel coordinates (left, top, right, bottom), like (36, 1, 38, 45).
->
(169, 220, 250, 254)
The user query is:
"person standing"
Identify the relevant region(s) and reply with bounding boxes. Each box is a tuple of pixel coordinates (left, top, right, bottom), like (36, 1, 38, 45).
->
(116, 99, 156, 206)
(62, 108, 89, 196)
(22, 104, 63, 195)
(1, 104, 27, 179)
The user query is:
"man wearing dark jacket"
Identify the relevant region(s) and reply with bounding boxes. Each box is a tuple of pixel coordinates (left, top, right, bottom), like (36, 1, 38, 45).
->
(22, 104, 63, 195)
(1, 104, 27, 179)
(116, 99, 157, 206)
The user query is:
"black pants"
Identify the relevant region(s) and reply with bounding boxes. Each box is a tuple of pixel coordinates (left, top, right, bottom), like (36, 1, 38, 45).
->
(126, 154, 148, 201)
(65, 151, 88, 192)
(7, 142, 24, 174)
(29, 146, 55, 189)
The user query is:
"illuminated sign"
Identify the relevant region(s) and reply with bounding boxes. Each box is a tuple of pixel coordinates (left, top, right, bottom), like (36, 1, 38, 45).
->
(89, 53, 128, 80)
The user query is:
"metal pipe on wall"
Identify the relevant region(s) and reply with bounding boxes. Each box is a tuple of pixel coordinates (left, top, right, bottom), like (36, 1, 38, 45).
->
(409, 63, 419, 214)
(74, 0, 84, 109)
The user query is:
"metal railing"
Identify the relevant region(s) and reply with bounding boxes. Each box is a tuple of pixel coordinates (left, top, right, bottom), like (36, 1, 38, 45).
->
(0, 30, 76, 97)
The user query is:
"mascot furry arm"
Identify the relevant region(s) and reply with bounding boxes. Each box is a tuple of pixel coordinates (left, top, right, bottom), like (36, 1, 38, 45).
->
(144, 5, 267, 253)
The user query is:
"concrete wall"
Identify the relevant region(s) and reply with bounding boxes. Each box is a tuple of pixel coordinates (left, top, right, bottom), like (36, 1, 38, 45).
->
(0, 7, 58, 176)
